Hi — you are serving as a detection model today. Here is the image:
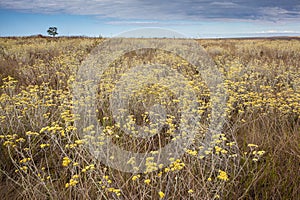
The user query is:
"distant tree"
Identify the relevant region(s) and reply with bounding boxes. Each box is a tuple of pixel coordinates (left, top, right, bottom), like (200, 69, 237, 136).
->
(47, 27, 58, 37)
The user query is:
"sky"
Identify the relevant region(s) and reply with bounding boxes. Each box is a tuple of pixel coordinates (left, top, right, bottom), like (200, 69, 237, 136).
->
(0, 0, 300, 38)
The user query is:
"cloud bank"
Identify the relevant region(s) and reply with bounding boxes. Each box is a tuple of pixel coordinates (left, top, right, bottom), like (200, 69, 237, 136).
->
(1, 0, 300, 22)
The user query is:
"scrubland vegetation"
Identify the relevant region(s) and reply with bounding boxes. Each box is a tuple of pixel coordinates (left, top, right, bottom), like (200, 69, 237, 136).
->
(0, 36, 299, 199)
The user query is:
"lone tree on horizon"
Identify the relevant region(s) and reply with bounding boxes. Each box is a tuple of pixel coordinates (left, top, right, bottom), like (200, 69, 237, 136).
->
(47, 27, 58, 37)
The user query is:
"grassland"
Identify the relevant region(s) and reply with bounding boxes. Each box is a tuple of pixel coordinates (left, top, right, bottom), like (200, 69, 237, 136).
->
(0, 36, 299, 199)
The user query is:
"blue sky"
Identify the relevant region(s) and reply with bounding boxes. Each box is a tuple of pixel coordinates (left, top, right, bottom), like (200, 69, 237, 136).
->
(0, 0, 300, 38)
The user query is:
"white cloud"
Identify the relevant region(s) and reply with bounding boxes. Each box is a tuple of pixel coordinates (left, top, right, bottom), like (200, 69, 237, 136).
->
(259, 7, 289, 16)
(257, 30, 300, 34)
(0, 0, 186, 19)
(0, 0, 300, 22)
(259, 7, 300, 21)
(115, 27, 187, 38)
(106, 20, 201, 26)
(107, 21, 161, 25)
(210, 2, 239, 8)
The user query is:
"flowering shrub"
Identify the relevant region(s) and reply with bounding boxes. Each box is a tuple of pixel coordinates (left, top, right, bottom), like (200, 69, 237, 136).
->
(0, 37, 299, 199)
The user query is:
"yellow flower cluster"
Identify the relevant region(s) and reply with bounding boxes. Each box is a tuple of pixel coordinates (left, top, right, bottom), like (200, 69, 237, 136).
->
(158, 191, 165, 199)
(186, 149, 198, 156)
(144, 179, 151, 185)
(40, 143, 50, 149)
(62, 157, 71, 167)
(82, 164, 95, 172)
(65, 175, 79, 188)
(145, 157, 158, 173)
(131, 174, 140, 181)
(214, 146, 228, 155)
(217, 170, 229, 181)
(0, 36, 297, 199)
(107, 187, 121, 196)
(167, 159, 185, 172)
(19, 158, 31, 163)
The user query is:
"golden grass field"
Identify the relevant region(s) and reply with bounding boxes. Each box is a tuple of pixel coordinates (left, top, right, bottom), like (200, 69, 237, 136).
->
(0, 36, 299, 199)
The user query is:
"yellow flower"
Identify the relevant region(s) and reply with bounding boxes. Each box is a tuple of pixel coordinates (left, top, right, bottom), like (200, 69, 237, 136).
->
(132, 175, 140, 181)
(25, 131, 39, 136)
(3, 141, 14, 147)
(21, 166, 28, 172)
(19, 158, 31, 163)
(65, 178, 78, 188)
(188, 189, 194, 194)
(62, 157, 71, 167)
(72, 174, 79, 179)
(144, 179, 151, 185)
(89, 164, 95, 170)
(217, 170, 229, 181)
(226, 142, 235, 147)
(157, 172, 163, 177)
(40, 143, 50, 149)
(247, 144, 258, 148)
(257, 150, 265, 156)
(169, 159, 185, 171)
(60, 130, 65, 137)
(214, 146, 222, 154)
(113, 189, 121, 196)
(75, 139, 85, 145)
(82, 164, 95, 172)
(158, 191, 165, 199)
(186, 149, 197, 156)
(16, 138, 25, 143)
(221, 149, 228, 154)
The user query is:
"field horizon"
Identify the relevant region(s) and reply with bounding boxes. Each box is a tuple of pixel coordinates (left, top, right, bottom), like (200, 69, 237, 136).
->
(1, 34, 300, 40)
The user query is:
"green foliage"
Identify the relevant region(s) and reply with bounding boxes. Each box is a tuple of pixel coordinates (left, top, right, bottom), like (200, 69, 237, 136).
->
(47, 27, 58, 37)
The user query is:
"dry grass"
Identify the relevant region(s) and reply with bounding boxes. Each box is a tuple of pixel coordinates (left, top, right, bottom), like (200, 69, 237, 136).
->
(0, 36, 299, 199)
